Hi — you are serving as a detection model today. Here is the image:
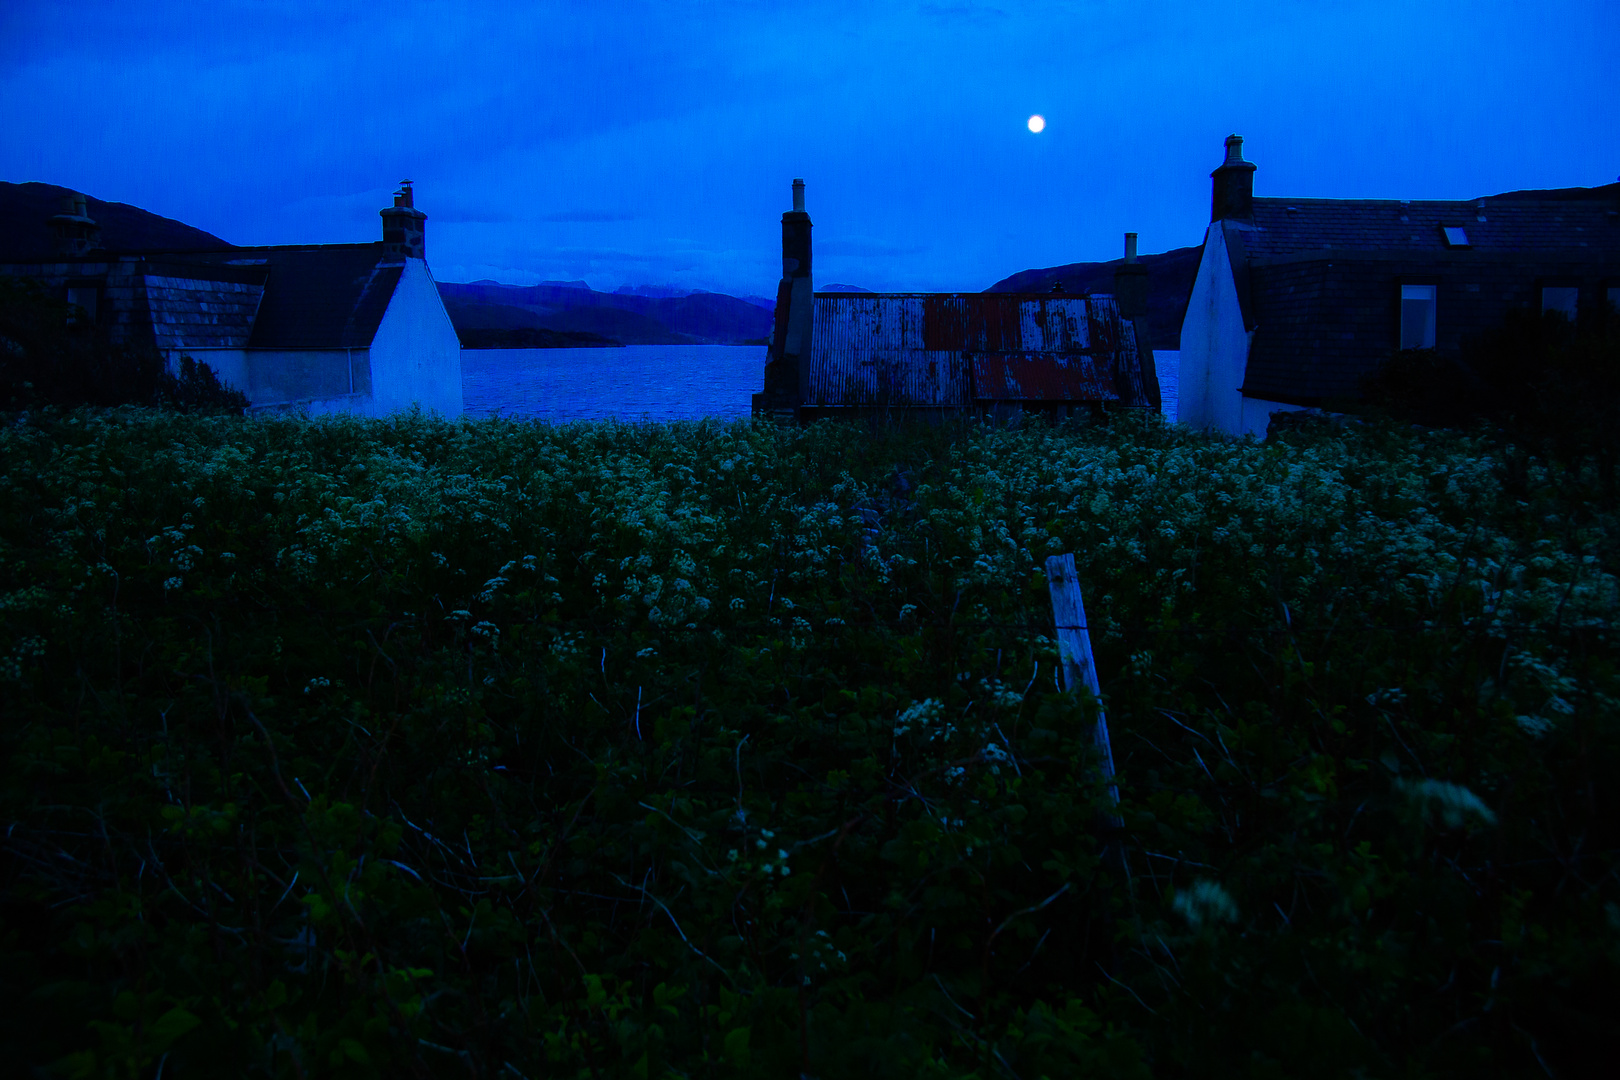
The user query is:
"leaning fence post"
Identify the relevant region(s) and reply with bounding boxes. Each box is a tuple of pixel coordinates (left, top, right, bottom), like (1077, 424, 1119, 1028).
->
(1044, 554, 1122, 829)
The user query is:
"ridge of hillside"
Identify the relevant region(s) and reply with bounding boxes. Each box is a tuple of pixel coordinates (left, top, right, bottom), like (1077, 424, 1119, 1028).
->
(986, 245, 1202, 351)
(0, 181, 232, 260)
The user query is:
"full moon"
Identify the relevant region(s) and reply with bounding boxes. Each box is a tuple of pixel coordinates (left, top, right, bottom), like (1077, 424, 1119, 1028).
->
(1027, 114, 1046, 133)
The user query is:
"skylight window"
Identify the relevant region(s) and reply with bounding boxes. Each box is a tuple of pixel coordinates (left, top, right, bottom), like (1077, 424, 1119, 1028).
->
(1441, 226, 1470, 247)
(1400, 285, 1436, 350)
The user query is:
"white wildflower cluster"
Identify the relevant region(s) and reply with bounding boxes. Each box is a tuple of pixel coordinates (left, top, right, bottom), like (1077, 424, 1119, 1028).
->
(1398, 778, 1497, 829)
(978, 678, 1025, 711)
(791, 930, 848, 978)
(1173, 879, 1240, 928)
(893, 698, 951, 741)
(1502, 648, 1581, 739)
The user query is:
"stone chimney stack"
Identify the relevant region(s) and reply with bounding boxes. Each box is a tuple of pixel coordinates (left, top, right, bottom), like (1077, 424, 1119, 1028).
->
(1210, 134, 1256, 222)
(380, 180, 427, 260)
(759, 177, 814, 418)
(783, 178, 812, 281)
(1113, 231, 1148, 319)
(49, 190, 103, 258)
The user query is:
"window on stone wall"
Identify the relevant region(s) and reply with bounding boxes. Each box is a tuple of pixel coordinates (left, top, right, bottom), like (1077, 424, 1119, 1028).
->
(1605, 286, 1619, 315)
(1541, 287, 1579, 321)
(1400, 284, 1436, 350)
(65, 286, 98, 324)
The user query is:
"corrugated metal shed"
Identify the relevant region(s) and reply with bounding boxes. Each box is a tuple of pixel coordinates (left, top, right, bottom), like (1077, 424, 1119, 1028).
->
(805, 293, 1150, 409)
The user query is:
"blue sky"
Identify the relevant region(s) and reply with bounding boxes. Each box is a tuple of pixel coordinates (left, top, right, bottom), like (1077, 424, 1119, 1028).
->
(3, 1, 1615, 295)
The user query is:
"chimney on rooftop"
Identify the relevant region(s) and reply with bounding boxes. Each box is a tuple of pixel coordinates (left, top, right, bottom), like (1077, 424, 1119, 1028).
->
(49, 190, 103, 258)
(759, 178, 814, 418)
(1210, 134, 1257, 222)
(380, 180, 427, 260)
(1113, 231, 1148, 318)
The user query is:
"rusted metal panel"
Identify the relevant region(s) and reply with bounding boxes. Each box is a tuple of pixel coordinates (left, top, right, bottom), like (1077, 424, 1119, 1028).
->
(971, 352, 1118, 401)
(922, 295, 1028, 351)
(804, 292, 1152, 410)
(808, 296, 967, 407)
(1018, 298, 1090, 352)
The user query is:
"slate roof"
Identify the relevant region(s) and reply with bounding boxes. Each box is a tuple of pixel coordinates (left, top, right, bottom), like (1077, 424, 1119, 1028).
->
(1242, 186, 1620, 260)
(1220, 184, 1620, 405)
(142, 261, 269, 351)
(25, 243, 406, 351)
(192, 245, 404, 349)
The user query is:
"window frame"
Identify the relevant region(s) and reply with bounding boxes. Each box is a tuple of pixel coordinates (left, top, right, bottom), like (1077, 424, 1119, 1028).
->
(64, 283, 100, 326)
(1398, 281, 1438, 351)
(1540, 283, 1580, 323)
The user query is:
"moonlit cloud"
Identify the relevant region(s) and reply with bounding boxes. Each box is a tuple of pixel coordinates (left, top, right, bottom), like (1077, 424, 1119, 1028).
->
(2, 0, 1614, 294)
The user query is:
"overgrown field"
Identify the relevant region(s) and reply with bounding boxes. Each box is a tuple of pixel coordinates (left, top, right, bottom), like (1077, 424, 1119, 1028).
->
(2, 408, 1616, 1078)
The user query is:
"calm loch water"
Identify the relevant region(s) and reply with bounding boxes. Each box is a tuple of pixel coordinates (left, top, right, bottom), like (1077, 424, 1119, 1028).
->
(461, 345, 766, 423)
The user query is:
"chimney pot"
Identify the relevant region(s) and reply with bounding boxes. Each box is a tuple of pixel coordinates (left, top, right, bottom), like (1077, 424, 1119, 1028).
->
(792, 178, 805, 213)
(1209, 133, 1257, 222)
(1475, 198, 1487, 223)
(49, 189, 102, 257)
(1113, 232, 1148, 318)
(380, 182, 427, 260)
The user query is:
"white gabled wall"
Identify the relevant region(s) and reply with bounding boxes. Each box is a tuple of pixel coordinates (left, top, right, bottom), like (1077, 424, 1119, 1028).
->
(1152, 350, 1179, 422)
(367, 258, 464, 416)
(1176, 223, 1250, 435)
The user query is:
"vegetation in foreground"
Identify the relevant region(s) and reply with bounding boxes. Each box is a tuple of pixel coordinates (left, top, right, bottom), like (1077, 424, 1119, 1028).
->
(2, 408, 1616, 1078)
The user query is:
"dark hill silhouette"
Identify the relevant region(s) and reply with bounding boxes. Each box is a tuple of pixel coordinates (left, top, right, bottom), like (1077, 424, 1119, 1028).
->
(986, 244, 1202, 351)
(437, 280, 773, 346)
(0, 181, 232, 260)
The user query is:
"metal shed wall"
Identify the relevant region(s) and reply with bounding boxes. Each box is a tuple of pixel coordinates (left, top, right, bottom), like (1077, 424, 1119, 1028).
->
(807, 293, 1143, 408)
(807, 296, 968, 407)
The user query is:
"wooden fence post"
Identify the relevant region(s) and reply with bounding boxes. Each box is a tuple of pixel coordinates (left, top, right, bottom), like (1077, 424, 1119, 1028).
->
(1044, 553, 1122, 829)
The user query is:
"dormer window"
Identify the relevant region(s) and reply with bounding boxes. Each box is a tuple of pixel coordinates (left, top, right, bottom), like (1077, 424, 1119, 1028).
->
(1441, 226, 1470, 247)
(1400, 284, 1437, 349)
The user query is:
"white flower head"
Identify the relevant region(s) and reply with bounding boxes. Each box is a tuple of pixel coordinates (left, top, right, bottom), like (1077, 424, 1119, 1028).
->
(1173, 880, 1239, 928)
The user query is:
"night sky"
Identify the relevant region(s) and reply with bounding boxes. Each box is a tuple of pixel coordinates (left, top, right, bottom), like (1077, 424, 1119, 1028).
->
(3, 1, 1615, 296)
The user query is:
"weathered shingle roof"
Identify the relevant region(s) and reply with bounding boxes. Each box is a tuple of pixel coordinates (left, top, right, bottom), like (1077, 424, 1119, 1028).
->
(177, 245, 402, 349)
(142, 260, 268, 351)
(1243, 187, 1620, 259)
(1221, 184, 1620, 406)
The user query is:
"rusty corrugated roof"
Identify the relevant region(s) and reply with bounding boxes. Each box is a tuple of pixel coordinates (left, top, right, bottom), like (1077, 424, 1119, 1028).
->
(805, 293, 1148, 407)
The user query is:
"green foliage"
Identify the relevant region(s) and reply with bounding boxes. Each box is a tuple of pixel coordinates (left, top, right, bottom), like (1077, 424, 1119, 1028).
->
(1362, 309, 1620, 508)
(1, 407, 1616, 1077)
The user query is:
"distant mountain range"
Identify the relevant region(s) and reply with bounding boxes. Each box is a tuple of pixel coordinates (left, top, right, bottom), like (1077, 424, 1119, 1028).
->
(439, 280, 775, 347)
(986, 246, 1202, 352)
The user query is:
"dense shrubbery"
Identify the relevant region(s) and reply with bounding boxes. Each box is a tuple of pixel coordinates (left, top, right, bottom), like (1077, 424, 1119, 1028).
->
(0, 277, 247, 412)
(1362, 309, 1620, 506)
(1, 408, 1616, 1077)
